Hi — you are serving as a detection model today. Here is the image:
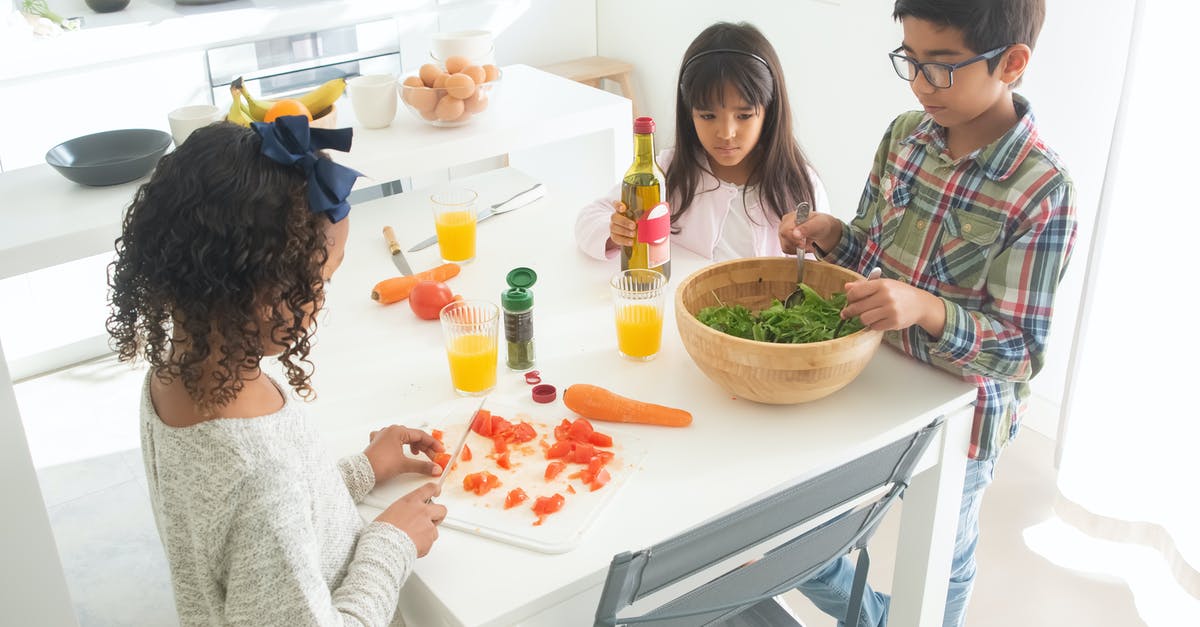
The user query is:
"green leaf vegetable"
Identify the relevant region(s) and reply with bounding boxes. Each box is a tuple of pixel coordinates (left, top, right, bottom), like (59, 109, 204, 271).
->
(697, 283, 865, 344)
(22, 1, 78, 29)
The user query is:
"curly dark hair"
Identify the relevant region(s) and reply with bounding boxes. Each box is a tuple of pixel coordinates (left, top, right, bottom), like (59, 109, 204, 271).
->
(107, 121, 331, 413)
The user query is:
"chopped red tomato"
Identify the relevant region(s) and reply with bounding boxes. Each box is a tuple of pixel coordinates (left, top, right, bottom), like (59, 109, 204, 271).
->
(595, 450, 615, 464)
(511, 421, 537, 443)
(493, 437, 509, 455)
(532, 493, 566, 525)
(567, 418, 594, 442)
(553, 419, 572, 441)
(546, 440, 572, 459)
(461, 444, 472, 461)
(431, 429, 444, 443)
(504, 487, 528, 509)
(586, 455, 609, 477)
(491, 416, 513, 438)
(587, 431, 613, 447)
(462, 471, 501, 496)
(471, 409, 493, 437)
(433, 452, 451, 470)
(566, 485, 577, 494)
(544, 461, 566, 481)
(569, 442, 595, 464)
(589, 468, 611, 491)
(496, 451, 512, 470)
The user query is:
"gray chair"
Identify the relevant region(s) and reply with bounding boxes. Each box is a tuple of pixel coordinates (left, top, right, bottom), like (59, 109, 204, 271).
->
(594, 418, 945, 627)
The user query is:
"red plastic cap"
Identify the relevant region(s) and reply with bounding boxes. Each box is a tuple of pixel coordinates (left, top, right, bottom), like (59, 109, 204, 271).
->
(633, 116, 655, 134)
(532, 384, 557, 404)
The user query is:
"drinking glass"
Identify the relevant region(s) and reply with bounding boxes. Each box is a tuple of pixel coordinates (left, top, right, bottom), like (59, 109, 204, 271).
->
(431, 188, 478, 263)
(610, 269, 666, 361)
(440, 300, 499, 395)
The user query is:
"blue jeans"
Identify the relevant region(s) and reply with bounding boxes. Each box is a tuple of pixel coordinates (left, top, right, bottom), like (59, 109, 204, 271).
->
(796, 457, 997, 627)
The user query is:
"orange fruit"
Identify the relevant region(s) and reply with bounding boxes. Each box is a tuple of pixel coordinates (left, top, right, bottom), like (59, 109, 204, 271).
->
(264, 99, 313, 122)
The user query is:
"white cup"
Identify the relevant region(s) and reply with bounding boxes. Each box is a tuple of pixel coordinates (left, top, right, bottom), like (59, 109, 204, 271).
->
(167, 104, 223, 146)
(347, 74, 399, 129)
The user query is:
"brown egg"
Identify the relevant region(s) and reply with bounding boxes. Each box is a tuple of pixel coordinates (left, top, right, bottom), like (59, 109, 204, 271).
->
(432, 73, 449, 89)
(405, 86, 438, 113)
(462, 65, 486, 85)
(420, 107, 439, 121)
(444, 73, 476, 99)
(463, 89, 489, 114)
(418, 64, 441, 87)
(402, 76, 425, 88)
(434, 94, 465, 122)
(482, 64, 500, 83)
(444, 55, 470, 75)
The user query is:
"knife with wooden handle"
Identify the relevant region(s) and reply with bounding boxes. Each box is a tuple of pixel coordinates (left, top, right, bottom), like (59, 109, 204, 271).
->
(382, 226, 413, 275)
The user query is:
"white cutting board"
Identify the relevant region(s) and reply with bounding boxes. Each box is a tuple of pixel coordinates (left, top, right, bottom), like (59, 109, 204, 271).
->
(335, 396, 646, 554)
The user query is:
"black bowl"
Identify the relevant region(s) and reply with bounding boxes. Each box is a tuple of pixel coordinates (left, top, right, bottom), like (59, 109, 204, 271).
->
(86, 0, 130, 12)
(45, 129, 172, 187)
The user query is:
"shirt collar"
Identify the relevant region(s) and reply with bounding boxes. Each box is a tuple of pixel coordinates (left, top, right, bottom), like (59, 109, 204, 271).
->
(901, 93, 1039, 181)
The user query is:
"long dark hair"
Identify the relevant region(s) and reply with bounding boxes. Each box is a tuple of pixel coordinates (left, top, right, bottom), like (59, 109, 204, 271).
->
(668, 22, 815, 223)
(107, 122, 331, 414)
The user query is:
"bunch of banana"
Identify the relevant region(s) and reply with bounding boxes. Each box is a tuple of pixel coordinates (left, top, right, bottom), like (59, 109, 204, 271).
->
(230, 76, 347, 122)
(226, 85, 254, 127)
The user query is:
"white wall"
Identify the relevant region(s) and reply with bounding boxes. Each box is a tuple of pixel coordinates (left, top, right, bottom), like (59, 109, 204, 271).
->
(597, 0, 1135, 437)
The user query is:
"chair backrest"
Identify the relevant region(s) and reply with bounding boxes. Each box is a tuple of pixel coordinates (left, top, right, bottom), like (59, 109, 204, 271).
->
(594, 417, 944, 627)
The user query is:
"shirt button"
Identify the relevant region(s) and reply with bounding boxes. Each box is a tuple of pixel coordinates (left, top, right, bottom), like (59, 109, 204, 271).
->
(963, 223, 973, 233)
(916, 219, 927, 229)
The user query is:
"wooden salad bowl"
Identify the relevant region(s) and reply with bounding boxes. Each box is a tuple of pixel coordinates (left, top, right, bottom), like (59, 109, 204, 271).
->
(674, 257, 884, 405)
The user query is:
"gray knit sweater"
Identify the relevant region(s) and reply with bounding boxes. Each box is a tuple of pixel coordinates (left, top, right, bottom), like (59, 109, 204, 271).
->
(140, 373, 416, 626)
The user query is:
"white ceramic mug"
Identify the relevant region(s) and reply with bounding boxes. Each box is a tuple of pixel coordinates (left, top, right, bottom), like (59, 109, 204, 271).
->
(167, 104, 223, 146)
(431, 30, 496, 65)
(347, 74, 399, 129)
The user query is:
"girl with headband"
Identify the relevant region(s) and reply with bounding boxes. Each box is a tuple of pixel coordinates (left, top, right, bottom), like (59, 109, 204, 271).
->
(576, 21, 829, 262)
(108, 118, 446, 625)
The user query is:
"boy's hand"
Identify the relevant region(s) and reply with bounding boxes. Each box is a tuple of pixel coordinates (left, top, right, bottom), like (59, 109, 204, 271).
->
(375, 482, 446, 557)
(364, 425, 444, 485)
(779, 211, 841, 256)
(841, 277, 946, 338)
(609, 201, 637, 248)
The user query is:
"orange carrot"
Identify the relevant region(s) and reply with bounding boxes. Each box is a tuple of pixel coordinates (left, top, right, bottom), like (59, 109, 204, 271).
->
(370, 263, 461, 304)
(562, 384, 692, 427)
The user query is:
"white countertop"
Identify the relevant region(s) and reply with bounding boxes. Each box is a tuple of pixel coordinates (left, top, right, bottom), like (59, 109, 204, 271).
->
(0, 0, 433, 82)
(303, 165, 976, 626)
(0, 64, 631, 280)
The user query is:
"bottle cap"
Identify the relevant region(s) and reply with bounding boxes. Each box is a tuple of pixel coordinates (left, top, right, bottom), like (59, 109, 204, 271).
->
(633, 116, 655, 134)
(531, 384, 557, 404)
(501, 267, 537, 311)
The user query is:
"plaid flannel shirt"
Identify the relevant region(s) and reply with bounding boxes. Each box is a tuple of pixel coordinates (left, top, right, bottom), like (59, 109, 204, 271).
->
(825, 94, 1077, 460)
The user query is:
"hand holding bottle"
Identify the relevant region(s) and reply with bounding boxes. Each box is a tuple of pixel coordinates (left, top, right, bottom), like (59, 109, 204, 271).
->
(609, 200, 637, 248)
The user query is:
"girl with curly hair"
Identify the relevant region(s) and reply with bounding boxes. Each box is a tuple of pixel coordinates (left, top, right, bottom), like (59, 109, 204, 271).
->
(108, 118, 445, 626)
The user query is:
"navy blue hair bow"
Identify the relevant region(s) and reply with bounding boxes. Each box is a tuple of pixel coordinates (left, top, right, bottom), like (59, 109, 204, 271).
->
(251, 116, 362, 223)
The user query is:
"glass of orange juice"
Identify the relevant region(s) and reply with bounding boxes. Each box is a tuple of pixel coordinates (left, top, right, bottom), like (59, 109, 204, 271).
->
(440, 299, 499, 395)
(610, 269, 666, 361)
(431, 188, 478, 263)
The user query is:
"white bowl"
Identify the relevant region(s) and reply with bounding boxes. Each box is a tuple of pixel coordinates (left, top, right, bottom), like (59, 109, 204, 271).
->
(431, 30, 495, 65)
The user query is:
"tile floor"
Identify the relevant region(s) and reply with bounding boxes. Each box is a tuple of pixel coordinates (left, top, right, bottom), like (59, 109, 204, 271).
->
(16, 355, 1145, 627)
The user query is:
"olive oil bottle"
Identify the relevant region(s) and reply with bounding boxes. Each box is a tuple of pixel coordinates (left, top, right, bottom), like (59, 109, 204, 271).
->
(620, 116, 670, 280)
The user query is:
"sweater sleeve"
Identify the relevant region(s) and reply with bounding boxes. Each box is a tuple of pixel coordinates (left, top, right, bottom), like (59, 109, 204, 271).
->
(219, 472, 416, 626)
(337, 453, 376, 504)
(575, 181, 622, 260)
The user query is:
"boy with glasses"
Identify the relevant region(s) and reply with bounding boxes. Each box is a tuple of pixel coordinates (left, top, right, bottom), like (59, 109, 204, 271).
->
(780, 1, 1077, 625)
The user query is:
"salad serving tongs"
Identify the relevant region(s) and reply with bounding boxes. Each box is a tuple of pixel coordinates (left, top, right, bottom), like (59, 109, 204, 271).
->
(783, 202, 813, 308)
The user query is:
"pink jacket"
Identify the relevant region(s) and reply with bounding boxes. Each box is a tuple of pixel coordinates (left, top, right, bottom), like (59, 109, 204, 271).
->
(575, 147, 830, 261)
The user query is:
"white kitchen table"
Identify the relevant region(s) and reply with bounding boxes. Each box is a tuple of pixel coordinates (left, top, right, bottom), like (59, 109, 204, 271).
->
(304, 165, 976, 627)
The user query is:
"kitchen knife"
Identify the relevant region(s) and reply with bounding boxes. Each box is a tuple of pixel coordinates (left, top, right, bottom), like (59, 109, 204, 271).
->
(382, 226, 413, 275)
(408, 183, 546, 252)
(434, 396, 488, 494)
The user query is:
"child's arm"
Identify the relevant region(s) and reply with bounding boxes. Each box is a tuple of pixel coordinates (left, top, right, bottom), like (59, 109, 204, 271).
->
(338, 425, 443, 504)
(221, 472, 428, 625)
(575, 181, 625, 260)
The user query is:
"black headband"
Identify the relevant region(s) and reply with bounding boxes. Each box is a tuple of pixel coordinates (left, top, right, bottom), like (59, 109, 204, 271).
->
(681, 48, 771, 74)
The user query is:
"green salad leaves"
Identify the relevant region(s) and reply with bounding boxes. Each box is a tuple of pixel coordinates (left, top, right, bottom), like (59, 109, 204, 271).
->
(697, 284, 864, 343)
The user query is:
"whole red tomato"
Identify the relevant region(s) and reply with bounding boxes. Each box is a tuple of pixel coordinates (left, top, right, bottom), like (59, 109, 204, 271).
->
(409, 280, 456, 320)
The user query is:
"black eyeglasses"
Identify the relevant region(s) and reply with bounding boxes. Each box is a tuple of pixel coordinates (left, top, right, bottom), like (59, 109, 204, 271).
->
(889, 45, 1010, 89)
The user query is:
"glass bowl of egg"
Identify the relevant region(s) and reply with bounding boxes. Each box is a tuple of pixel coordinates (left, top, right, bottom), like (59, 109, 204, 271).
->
(400, 55, 501, 128)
